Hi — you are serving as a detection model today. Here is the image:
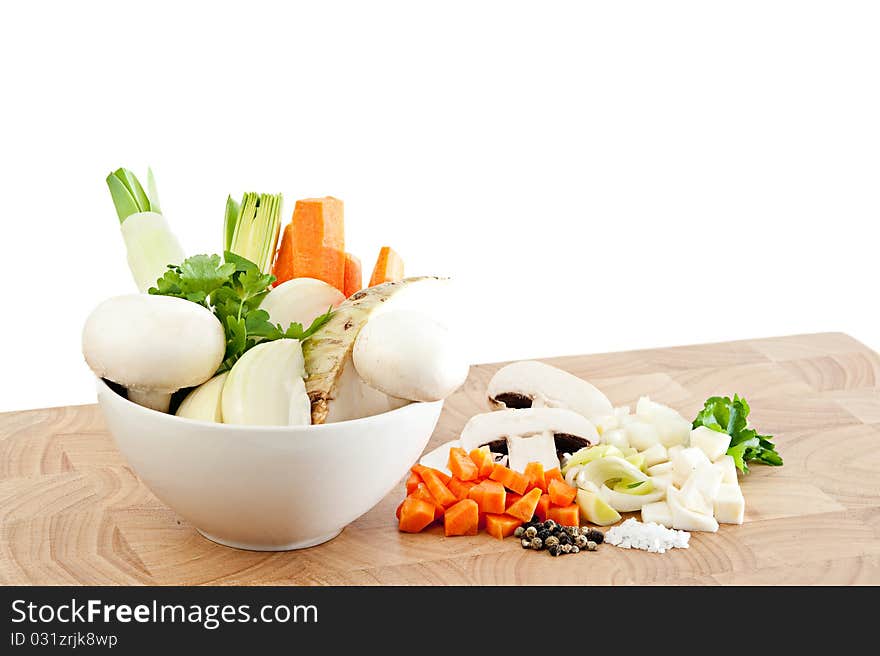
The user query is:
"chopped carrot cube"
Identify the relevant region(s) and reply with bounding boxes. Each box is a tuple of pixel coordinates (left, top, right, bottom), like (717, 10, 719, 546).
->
(448, 447, 479, 481)
(506, 488, 543, 523)
(444, 499, 479, 537)
(548, 504, 579, 528)
(485, 514, 522, 540)
(548, 478, 578, 507)
(399, 497, 435, 533)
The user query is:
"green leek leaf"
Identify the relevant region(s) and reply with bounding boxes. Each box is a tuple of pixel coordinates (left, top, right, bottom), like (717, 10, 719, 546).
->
(106, 172, 140, 222)
(146, 167, 161, 214)
(117, 168, 151, 213)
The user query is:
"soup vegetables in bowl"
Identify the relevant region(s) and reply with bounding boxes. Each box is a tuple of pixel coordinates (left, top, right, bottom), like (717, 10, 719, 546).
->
(83, 168, 468, 550)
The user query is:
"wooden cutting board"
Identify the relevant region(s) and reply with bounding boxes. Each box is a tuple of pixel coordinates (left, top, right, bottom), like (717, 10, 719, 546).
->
(2, 332, 879, 585)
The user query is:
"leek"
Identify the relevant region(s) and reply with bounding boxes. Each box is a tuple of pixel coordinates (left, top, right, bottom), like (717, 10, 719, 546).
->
(225, 192, 282, 274)
(106, 167, 184, 292)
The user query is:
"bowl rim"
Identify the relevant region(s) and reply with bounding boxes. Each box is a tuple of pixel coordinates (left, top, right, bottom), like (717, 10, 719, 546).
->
(95, 376, 443, 433)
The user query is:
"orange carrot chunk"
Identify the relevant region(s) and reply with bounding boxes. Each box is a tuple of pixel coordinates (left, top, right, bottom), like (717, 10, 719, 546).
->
(544, 467, 564, 487)
(444, 499, 479, 537)
(548, 504, 580, 528)
(399, 497, 436, 533)
(505, 492, 522, 510)
(524, 462, 546, 492)
(489, 463, 530, 495)
(343, 252, 362, 297)
(448, 477, 477, 501)
(369, 246, 404, 287)
(478, 512, 488, 531)
(272, 222, 296, 285)
(405, 471, 422, 495)
(467, 479, 506, 514)
(419, 470, 457, 508)
(290, 197, 346, 292)
(448, 447, 479, 482)
(412, 463, 452, 486)
(509, 471, 531, 495)
(505, 488, 543, 523)
(469, 447, 496, 478)
(548, 478, 578, 507)
(410, 482, 437, 505)
(409, 484, 444, 520)
(485, 513, 523, 540)
(536, 493, 552, 522)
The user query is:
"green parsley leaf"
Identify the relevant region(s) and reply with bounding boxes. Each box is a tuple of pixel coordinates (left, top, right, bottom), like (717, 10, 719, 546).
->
(692, 394, 782, 474)
(149, 252, 334, 374)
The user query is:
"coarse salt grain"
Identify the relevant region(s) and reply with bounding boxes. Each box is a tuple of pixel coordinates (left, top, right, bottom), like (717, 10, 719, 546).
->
(605, 518, 690, 554)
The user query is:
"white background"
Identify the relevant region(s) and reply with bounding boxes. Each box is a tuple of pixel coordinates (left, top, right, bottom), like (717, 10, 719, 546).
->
(1, 1, 877, 412)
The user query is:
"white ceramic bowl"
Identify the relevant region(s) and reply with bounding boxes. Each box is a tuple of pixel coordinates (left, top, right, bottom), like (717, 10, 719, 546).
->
(96, 379, 443, 551)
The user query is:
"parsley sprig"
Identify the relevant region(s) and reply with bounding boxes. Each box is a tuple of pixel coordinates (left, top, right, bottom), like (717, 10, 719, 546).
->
(692, 394, 783, 473)
(149, 252, 333, 373)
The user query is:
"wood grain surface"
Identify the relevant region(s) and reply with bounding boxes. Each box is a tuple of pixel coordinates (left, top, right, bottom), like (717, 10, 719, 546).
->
(2, 332, 879, 585)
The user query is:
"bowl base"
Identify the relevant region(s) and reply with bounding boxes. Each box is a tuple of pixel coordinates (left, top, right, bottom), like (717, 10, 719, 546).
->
(197, 528, 343, 552)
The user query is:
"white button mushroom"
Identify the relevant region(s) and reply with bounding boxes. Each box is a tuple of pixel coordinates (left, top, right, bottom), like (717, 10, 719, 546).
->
(486, 360, 613, 422)
(353, 310, 469, 403)
(260, 277, 345, 330)
(459, 407, 600, 473)
(82, 294, 225, 412)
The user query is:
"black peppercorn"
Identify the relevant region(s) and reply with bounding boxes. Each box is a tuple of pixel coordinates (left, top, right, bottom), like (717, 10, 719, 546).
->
(588, 529, 604, 544)
(537, 529, 550, 541)
(548, 545, 560, 557)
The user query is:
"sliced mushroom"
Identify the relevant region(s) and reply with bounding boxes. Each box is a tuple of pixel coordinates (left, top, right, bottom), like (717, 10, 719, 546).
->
(487, 360, 613, 422)
(505, 431, 558, 472)
(459, 407, 599, 472)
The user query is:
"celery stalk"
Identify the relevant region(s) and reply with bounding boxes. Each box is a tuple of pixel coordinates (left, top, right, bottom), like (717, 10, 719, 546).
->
(106, 167, 185, 291)
(225, 192, 282, 274)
